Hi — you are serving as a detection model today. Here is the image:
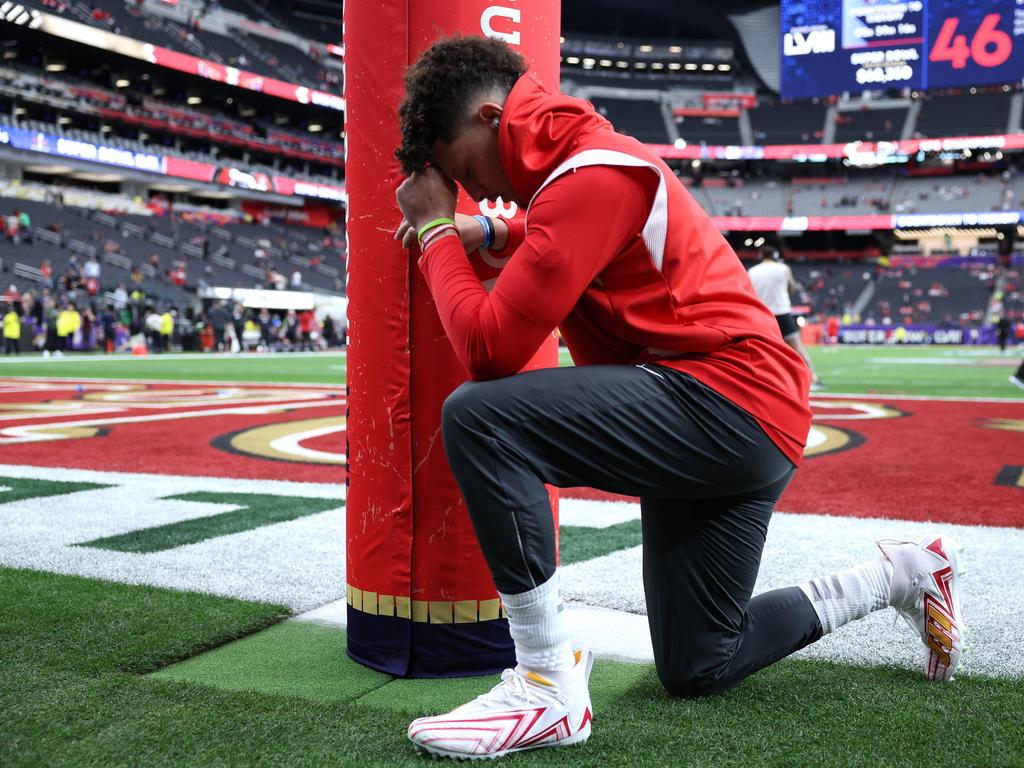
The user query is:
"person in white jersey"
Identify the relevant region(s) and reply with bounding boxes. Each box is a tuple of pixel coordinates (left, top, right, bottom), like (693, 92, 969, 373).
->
(748, 245, 822, 391)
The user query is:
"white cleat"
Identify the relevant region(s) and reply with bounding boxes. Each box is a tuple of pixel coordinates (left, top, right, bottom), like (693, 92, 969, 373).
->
(878, 535, 966, 682)
(1009, 375, 1024, 391)
(407, 649, 594, 760)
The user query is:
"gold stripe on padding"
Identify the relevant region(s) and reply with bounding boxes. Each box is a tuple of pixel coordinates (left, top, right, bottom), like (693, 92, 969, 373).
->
(396, 595, 411, 620)
(411, 600, 428, 623)
(479, 599, 501, 621)
(454, 600, 478, 623)
(363, 591, 378, 616)
(344, 584, 506, 623)
(429, 601, 453, 624)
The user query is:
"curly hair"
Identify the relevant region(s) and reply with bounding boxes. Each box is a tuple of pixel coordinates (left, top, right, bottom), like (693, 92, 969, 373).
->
(396, 36, 526, 175)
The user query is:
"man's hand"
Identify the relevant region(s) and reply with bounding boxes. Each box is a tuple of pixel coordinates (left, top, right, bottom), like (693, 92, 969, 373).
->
(395, 166, 458, 233)
(394, 212, 485, 251)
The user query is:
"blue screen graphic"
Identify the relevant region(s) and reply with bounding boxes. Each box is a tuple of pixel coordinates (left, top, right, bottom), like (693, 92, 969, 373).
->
(780, 0, 1024, 99)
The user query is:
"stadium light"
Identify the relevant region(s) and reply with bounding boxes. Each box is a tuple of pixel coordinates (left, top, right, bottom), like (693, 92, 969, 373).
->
(559, 36, 565, 43)
(634, 62, 647, 69)
(57, 116, 72, 125)
(754, 236, 765, 247)
(115, 78, 131, 88)
(639, 44, 653, 52)
(668, 62, 682, 70)
(669, 45, 682, 53)
(674, 138, 686, 149)
(45, 62, 66, 72)
(701, 63, 715, 71)
(616, 61, 629, 68)
(651, 62, 664, 70)
(565, 56, 580, 64)
(684, 63, 698, 71)
(691, 159, 701, 169)
(599, 59, 612, 67)
(718, 64, 731, 72)
(187, 96, 202, 105)
(744, 238, 752, 246)
(582, 57, 596, 68)
(308, 124, 323, 132)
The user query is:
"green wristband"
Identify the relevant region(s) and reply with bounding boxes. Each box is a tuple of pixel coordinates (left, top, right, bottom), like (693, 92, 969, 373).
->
(417, 217, 456, 240)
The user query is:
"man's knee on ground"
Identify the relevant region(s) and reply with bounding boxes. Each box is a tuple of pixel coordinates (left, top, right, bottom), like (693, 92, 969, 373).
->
(657, 662, 734, 699)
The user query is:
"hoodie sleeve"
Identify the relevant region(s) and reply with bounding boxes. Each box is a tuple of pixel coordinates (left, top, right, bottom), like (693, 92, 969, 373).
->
(417, 165, 657, 381)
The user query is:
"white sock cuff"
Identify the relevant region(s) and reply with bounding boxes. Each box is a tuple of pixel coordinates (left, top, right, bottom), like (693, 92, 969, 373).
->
(499, 572, 560, 612)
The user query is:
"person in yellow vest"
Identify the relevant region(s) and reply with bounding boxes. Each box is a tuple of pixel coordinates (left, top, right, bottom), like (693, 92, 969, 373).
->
(160, 309, 174, 353)
(68, 304, 81, 351)
(56, 305, 72, 350)
(3, 304, 21, 354)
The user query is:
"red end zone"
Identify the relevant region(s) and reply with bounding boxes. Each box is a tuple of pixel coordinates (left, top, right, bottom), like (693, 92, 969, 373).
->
(564, 395, 1024, 529)
(0, 382, 1020, 528)
(0, 379, 345, 483)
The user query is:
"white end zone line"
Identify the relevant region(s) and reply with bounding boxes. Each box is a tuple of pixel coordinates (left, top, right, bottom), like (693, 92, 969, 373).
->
(0, 375, 344, 389)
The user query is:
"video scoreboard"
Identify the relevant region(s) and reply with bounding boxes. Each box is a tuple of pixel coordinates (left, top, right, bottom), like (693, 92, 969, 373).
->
(780, 0, 1023, 99)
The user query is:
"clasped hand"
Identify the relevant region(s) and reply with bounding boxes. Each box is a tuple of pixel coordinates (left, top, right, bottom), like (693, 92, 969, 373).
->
(394, 166, 483, 251)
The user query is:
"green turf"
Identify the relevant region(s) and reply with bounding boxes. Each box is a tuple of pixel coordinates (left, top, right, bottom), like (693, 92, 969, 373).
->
(78, 492, 343, 553)
(0, 346, 1020, 398)
(0, 476, 111, 505)
(4, 567, 1022, 767)
(0, 352, 347, 384)
(561, 520, 642, 565)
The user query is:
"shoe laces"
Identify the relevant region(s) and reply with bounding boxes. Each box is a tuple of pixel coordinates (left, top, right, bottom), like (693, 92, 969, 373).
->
(474, 669, 565, 709)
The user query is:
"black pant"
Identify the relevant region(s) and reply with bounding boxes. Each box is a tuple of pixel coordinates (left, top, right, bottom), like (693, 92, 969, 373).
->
(442, 364, 822, 697)
(4, 337, 18, 354)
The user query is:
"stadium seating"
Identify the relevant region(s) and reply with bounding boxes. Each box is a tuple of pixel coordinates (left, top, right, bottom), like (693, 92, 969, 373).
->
(913, 92, 1014, 138)
(0, 188, 346, 309)
(591, 97, 670, 144)
(748, 101, 827, 144)
(834, 108, 907, 143)
(863, 265, 994, 326)
(674, 115, 742, 146)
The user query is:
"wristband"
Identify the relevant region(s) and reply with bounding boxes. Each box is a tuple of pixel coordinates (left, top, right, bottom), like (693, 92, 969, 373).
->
(473, 215, 495, 249)
(417, 217, 456, 243)
(420, 223, 457, 250)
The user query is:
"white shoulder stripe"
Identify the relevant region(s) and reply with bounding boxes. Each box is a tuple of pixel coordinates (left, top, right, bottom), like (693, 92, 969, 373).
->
(528, 149, 668, 272)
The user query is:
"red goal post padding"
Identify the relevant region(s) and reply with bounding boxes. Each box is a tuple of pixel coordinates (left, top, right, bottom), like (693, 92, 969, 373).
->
(344, 0, 561, 677)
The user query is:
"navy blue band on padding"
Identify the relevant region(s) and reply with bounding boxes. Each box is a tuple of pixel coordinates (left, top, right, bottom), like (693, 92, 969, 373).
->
(346, 606, 516, 678)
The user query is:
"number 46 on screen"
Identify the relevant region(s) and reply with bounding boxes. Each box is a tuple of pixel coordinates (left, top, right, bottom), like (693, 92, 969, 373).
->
(929, 14, 1012, 69)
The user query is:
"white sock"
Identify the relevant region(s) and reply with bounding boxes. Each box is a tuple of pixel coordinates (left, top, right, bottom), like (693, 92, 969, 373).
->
(799, 558, 894, 635)
(499, 572, 575, 672)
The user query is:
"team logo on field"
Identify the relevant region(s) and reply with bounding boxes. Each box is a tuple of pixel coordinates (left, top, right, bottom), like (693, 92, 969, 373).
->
(803, 400, 904, 459)
(213, 416, 346, 465)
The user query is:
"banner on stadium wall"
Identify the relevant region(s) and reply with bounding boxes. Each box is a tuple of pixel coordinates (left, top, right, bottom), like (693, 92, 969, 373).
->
(0, 124, 346, 202)
(711, 211, 1024, 232)
(345, 0, 560, 678)
(653, 133, 1024, 163)
(838, 324, 997, 345)
(30, 12, 344, 111)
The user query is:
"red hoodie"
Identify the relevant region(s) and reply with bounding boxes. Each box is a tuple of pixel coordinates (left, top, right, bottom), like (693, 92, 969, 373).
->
(419, 73, 811, 466)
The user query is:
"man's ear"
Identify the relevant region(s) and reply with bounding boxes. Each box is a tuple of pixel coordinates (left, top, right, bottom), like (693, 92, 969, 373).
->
(478, 101, 503, 130)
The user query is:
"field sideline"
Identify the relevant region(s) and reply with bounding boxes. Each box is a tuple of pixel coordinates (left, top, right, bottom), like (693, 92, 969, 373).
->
(1, 345, 1023, 767)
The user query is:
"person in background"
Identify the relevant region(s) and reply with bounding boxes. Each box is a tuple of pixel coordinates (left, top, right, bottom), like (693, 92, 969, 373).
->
(6, 210, 20, 244)
(160, 308, 174, 353)
(996, 315, 1012, 353)
(17, 209, 31, 243)
(3, 304, 21, 354)
(207, 301, 230, 352)
(748, 245, 823, 391)
(100, 304, 118, 354)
